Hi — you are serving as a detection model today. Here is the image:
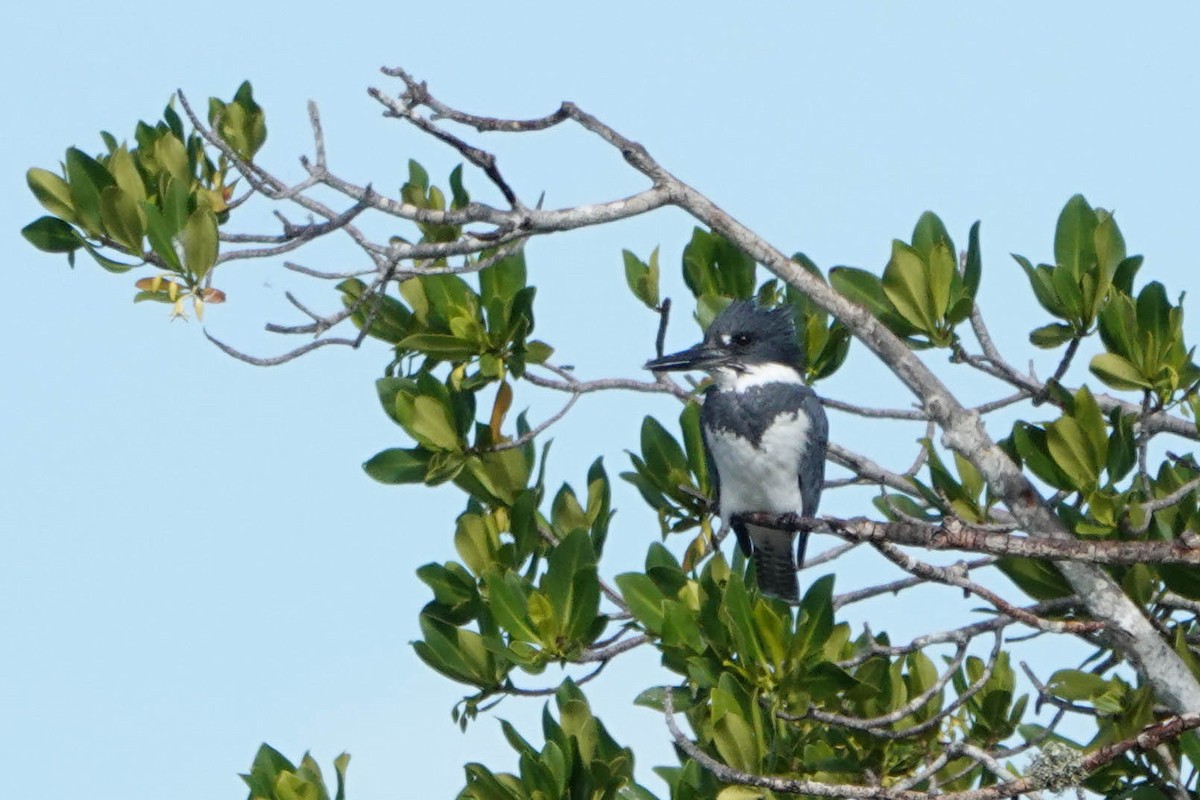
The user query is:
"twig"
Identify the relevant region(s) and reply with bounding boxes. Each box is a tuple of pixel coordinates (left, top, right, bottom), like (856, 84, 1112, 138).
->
(832, 557, 995, 610)
(484, 393, 579, 453)
(1020, 661, 1100, 717)
(577, 634, 649, 663)
(504, 662, 606, 696)
(822, 397, 928, 421)
(204, 330, 361, 366)
(655, 297, 671, 359)
(1128, 476, 1200, 535)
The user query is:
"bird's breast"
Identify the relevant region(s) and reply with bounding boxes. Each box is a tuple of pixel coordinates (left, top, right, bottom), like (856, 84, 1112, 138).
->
(707, 410, 810, 514)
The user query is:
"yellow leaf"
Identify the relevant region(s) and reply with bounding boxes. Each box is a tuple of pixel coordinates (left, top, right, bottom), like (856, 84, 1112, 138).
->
(489, 381, 513, 441)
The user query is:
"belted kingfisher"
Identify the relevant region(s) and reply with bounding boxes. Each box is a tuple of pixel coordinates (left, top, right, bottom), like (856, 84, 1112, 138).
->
(644, 300, 828, 601)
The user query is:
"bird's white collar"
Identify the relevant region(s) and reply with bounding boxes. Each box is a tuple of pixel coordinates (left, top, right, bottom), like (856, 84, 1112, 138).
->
(712, 362, 805, 391)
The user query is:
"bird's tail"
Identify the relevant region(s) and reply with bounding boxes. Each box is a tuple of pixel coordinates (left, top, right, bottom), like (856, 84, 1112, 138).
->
(747, 523, 799, 601)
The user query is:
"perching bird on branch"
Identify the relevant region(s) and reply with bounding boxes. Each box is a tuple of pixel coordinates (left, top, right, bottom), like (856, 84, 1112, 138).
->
(645, 300, 828, 601)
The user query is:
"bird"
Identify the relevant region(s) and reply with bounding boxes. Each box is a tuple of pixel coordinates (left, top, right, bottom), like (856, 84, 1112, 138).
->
(644, 300, 828, 601)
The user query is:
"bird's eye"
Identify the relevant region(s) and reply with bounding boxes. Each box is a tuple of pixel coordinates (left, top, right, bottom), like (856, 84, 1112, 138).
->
(731, 332, 753, 346)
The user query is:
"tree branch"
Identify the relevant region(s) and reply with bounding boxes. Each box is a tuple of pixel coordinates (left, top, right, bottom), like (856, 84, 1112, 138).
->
(738, 512, 1200, 567)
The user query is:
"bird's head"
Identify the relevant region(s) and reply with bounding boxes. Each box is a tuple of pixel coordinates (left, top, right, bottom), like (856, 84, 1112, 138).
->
(644, 300, 802, 381)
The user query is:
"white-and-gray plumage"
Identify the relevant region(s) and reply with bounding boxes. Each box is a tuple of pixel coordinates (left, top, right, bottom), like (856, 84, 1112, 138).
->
(645, 300, 828, 600)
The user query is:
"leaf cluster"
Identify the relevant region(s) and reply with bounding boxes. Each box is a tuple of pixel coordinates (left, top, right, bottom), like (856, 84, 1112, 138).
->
(23, 83, 264, 317)
(830, 213, 981, 348)
(241, 745, 348, 800)
(459, 681, 656, 800)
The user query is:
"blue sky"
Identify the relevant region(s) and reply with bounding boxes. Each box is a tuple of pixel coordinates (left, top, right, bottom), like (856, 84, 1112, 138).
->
(5, 3, 1200, 798)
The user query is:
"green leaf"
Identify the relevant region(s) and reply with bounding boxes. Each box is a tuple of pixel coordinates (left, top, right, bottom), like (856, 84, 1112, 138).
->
(140, 202, 184, 272)
(479, 250, 527, 308)
(27, 167, 76, 221)
(962, 220, 982, 300)
(21, 216, 83, 254)
(829, 266, 891, 318)
(633, 686, 690, 712)
(540, 530, 599, 643)
(415, 614, 497, 688)
(710, 698, 759, 771)
(107, 145, 147, 205)
(1136, 281, 1171, 346)
(1090, 352, 1153, 391)
(396, 333, 481, 362)
(407, 394, 462, 452)
(1012, 422, 1077, 492)
(1098, 292, 1140, 363)
(1106, 411, 1136, 483)
(83, 242, 138, 273)
(882, 240, 935, 332)
(98, 186, 144, 253)
(448, 164, 470, 209)
(1046, 669, 1117, 702)
(1017, 257, 1067, 319)
(1050, 260, 1084, 322)
(1054, 194, 1098, 279)
(661, 600, 704, 653)
(793, 574, 835, 664)
(455, 513, 498, 577)
(1113, 255, 1142, 295)
(485, 571, 540, 644)
(622, 248, 660, 309)
(1029, 322, 1075, 349)
(1045, 416, 1099, 492)
(927, 242, 956, 319)
(639, 416, 689, 488)
(154, 133, 191, 185)
(65, 147, 116, 235)
(719, 573, 764, 666)
(408, 159, 430, 192)
(338, 278, 413, 344)
(619, 573, 667, 633)
(523, 340, 553, 365)
(911, 211, 955, 264)
(181, 206, 218, 279)
(332, 753, 349, 800)
(679, 402, 709, 495)
(241, 744, 298, 796)
(995, 557, 1073, 600)
(233, 81, 267, 157)
(363, 447, 431, 484)
(160, 177, 190, 238)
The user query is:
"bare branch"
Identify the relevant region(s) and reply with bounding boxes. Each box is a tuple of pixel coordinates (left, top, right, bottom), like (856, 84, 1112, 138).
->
(368, 85, 519, 206)
(1128, 476, 1200, 535)
(484, 393, 579, 453)
(577, 634, 649, 663)
(524, 363, 692, 401)
(832, 557, 996, 610)
(204, 330, 360, 366)
(868, 539, 1103, 635)
(738, 511, 1200, 567)
(823, 397, 928, 420)
(504, 662, 606, 696)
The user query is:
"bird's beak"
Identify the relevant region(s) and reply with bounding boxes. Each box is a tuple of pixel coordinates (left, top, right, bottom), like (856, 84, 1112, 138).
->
(644, 342, 726, 372)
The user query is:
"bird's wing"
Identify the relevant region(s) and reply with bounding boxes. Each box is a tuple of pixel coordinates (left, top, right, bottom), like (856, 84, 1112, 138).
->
(797, 387, 829, 518)
(795, 387, 830, 568)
